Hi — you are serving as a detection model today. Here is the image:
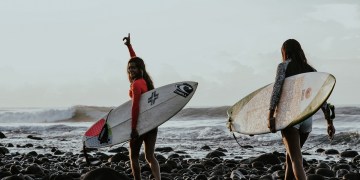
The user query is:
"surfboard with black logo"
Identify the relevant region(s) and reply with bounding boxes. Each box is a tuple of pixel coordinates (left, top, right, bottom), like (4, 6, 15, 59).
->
(83, 81, 198, 148)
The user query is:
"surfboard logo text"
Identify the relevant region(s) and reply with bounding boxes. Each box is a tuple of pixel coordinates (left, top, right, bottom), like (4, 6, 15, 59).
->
(148, 91, 159, 105)
(301, 87, 312, 100)
(174, 83, 193, 98)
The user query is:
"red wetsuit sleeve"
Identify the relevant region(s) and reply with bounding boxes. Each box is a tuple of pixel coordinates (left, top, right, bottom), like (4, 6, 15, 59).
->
(127, 44, 137, 58)
(131, 81, 142, 129)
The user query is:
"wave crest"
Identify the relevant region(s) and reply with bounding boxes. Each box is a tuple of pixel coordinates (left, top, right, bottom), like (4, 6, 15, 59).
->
(173, 106, 229, 120)
(1, 105, 359, 123)
(0, 106, 111, 123)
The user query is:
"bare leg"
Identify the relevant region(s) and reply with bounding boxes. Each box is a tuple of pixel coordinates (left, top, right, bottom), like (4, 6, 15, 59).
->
(285, 132, 310, 180)
(285, 152, 294, 180)
(143, 128, 161, 180)
(281, 127, 307, 180)
(130, 136, 144, 180)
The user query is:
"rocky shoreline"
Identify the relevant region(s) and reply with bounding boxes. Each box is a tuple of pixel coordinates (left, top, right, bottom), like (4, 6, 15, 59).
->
(1, 143, 360, 180)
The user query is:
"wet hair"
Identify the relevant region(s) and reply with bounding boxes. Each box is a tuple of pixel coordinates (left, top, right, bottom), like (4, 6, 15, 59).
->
(127, 57, 154, 90)
(282, 39, 315, 77)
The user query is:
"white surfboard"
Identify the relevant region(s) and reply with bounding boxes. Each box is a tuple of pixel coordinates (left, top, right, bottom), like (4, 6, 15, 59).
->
(83, 81, 198, 148)
(227, 72, 336, 135)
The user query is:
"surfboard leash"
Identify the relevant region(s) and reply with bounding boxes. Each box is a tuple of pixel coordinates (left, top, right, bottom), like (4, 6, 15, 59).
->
(83, 109, 114, 166)
(232, 133, 242, 147)
(121, 140, 129, 147)
(229, 116, 253, 149)
(83, 142, 91, 165)
(301, 135, 330, 153)
(232, 133, 254, 149)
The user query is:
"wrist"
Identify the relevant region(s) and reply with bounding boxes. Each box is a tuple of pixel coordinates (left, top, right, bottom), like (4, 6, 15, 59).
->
(269, 109, 275, 116)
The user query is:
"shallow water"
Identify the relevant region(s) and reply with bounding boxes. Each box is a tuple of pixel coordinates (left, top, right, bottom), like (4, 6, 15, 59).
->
(0, 106, 359, 161)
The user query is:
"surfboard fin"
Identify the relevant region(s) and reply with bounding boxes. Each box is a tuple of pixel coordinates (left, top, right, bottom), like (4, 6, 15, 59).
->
(98, 109, 113, 144)
(98, 123, 109, 144)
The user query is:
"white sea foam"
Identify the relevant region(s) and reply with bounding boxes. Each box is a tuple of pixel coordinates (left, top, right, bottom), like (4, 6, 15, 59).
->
(0, 105, 359, 156)
(0, 107, 75, 123)
(0, 105, 111, 123)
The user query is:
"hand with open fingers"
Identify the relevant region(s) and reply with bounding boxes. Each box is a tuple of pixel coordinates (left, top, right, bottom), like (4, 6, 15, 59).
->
(268, 110, 276, 133)
(327, 123, 335, 140)
(123, 33, 131, 46)
(131, 128, 139, 139)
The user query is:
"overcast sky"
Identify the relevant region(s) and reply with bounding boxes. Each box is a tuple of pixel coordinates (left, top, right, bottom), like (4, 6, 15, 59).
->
(1, 0, 359, 108)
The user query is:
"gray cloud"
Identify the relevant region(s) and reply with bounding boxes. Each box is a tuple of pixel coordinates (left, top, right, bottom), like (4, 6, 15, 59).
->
(0, 1, 359, 107)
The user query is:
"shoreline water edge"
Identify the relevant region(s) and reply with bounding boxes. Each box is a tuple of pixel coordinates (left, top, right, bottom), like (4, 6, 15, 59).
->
(1, 105, 359, 179)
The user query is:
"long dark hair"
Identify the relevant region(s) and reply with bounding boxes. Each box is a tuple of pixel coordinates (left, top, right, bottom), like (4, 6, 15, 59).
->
(282, 39, 315, 76)
(127, 57, 154, 90)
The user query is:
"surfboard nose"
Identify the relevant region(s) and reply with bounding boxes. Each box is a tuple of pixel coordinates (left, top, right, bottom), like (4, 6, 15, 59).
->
(190, 82, 198, 93)
(182, 81, 199, 91)
(184, 81, 198, 85)
(192, 82, 199, 89)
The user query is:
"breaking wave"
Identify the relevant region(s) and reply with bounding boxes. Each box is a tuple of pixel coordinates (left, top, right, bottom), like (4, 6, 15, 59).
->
(0, 106, 111, 123)
(0, 105, 359, 124)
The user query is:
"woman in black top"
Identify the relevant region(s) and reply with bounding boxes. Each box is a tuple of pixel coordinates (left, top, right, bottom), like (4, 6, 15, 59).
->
(268, 39, 335, 180)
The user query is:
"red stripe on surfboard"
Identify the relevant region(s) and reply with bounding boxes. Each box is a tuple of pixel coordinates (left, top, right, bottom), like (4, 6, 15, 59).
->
(84, 119, 105, 136)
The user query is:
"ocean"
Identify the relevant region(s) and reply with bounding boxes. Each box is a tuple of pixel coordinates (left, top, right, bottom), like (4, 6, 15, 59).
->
(0, 105, 359, 161)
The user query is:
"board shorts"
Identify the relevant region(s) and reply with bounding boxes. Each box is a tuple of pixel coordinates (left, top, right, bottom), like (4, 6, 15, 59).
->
(293, 116, 312, 133)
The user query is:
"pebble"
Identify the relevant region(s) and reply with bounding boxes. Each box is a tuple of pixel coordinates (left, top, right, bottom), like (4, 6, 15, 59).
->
(26, 135, 42, 140)
(0, 145, 358, 180)
(201, 145, 211, 150)
(324, 149, 340, 155)
(155, 147, 173, 152)
(315, 168, 335, 178)
(205, 150, 226, 158)
(340, 150, 359, 158)
(0, 131, 6, 139)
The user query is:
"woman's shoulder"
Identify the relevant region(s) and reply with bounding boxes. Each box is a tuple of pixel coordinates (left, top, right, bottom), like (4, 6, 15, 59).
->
(307, 64, 317, 72)
(277, 60, 290, 69)
(133, 78, 146, 86)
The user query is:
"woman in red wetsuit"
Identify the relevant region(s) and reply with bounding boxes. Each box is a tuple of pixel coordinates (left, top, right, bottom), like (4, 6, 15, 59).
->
(123, 34, 161, 180)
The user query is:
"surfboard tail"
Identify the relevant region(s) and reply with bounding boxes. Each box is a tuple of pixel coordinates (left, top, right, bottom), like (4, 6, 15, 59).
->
(226, 119, 233, 132)
(229, 72, 336, 135)
(226, 107, 235, 132)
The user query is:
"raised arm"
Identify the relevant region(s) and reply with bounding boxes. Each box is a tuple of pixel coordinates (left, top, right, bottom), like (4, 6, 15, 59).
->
(123, 33, 137, 58)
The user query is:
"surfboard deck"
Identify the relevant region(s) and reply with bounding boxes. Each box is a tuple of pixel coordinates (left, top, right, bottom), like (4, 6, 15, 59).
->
(83, 81, 198, 148)
(227, 72, 336, 135)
